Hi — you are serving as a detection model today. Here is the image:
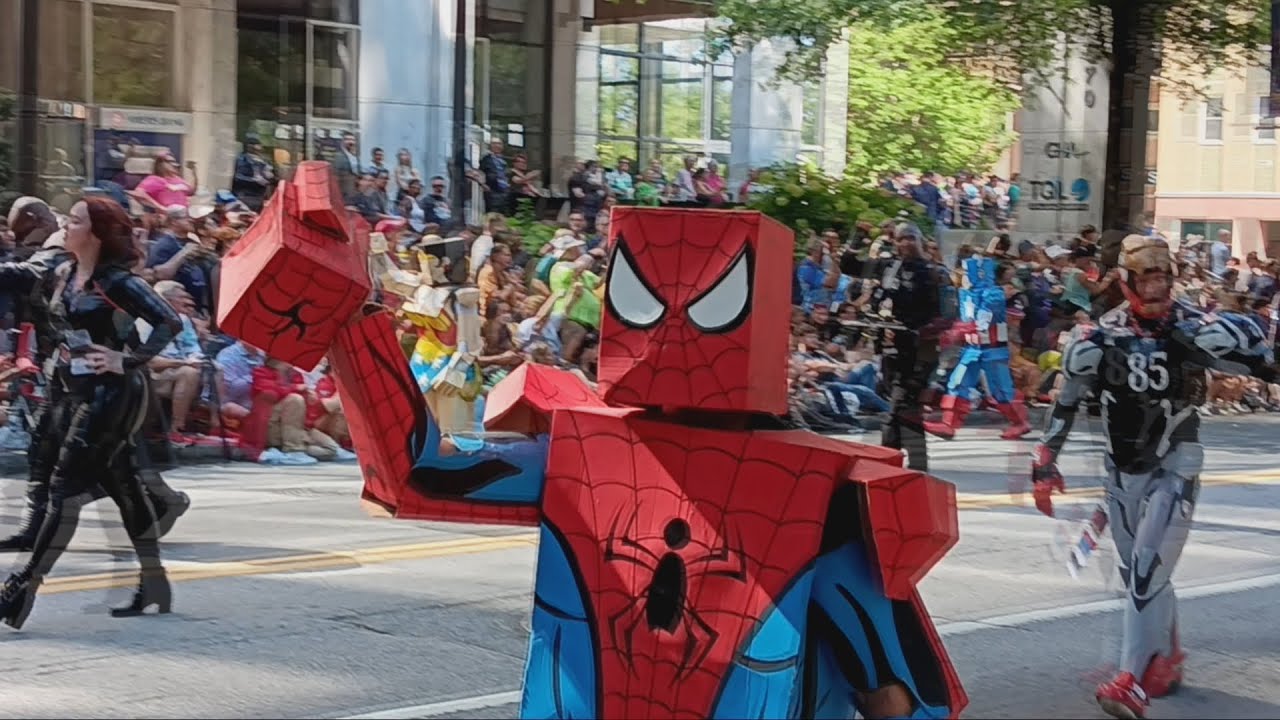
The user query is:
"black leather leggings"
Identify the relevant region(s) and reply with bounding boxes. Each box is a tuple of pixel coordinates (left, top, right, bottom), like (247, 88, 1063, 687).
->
(18, 371, 162, 581)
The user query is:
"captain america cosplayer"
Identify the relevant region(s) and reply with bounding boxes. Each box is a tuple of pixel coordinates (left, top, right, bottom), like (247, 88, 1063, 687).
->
(1031, 234, 1274, 719)
(925, 256, 1031, 441)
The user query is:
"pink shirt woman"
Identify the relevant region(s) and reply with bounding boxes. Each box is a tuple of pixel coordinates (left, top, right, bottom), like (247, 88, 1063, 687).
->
(130, 154, 199, 211)
(704, 160, 726, 205)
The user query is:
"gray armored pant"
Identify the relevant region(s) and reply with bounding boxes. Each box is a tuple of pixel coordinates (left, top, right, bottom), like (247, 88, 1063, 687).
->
(1104, 442, 1200, 676)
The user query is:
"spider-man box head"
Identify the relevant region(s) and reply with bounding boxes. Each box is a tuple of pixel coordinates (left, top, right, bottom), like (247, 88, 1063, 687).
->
(218, 161, 371, 371)
(600, 208, 793, 416)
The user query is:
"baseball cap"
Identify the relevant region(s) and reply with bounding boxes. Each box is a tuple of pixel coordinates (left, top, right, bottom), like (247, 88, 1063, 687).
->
(1044, 245, 1070, 260)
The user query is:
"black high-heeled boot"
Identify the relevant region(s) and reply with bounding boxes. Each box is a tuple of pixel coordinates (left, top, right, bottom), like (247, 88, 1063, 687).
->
(111, 569, 172, 617)
(0, 572, 39, 630)
(0, 482, 48, 553)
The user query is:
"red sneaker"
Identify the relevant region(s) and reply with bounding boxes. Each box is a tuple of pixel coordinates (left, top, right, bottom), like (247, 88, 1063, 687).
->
(167, 431, 195, 448)
(1097, 672, 1149, 719)
(1141, 649, 1185, 698)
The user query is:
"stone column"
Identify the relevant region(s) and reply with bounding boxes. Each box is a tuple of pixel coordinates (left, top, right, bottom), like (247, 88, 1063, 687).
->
(820, 40, 850, 178)
(728, 39, 803, 189)
(183, 0, 238, 192)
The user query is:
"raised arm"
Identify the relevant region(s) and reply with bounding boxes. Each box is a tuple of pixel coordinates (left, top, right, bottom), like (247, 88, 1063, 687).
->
(109, 273, 184, 370)
(1032, 332, 1102, 517)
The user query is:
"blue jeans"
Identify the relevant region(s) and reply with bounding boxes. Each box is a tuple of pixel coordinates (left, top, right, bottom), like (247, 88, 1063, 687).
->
(838, 365, 891, 413)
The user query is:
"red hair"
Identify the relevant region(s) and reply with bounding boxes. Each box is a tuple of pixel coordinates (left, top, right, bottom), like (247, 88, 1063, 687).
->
(83, 196, 139, 266)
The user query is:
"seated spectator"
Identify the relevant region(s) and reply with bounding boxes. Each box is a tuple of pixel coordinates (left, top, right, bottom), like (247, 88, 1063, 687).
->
(515, 293, 562, 356)
(477, 242, 514, 317)
(215, 340, 265, 431)
(549, 240, 602, 363)
(142, 281, 208, 446)
(304, 360, 354, 454)
(252, 358, 347, 464)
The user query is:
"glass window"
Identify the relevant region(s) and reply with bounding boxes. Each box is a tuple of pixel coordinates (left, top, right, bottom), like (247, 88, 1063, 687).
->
(237, 15, 307, 169)
(40, 0, 86, 102)
(0, 0, 17, 93)
(479, 0, 546, 44)
(801, 84, 822, 146)
(1180, 220, 1232, 242)
(601, 53, 639, 83)
(307, 0, 358, 24)
(93, 4, 176, 107)
(596, 139, 638, 168)
(486, 42, 545, 146)
(311, 24, 357, 120)
(600, 83, 638, 137)
(659, 61, 703, 139)
(1202, 97, 1224, 142)
(1258, 96, 1275, 141)
(599, 23, 638, 54)
(642, 19, 705, 60)
(710, 64, 732, 141)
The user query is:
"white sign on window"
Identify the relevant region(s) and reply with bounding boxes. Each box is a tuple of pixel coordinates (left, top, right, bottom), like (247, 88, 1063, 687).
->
(98, 107, 192, 134)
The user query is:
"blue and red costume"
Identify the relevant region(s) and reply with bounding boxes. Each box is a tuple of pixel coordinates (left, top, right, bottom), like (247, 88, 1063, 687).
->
(218, 187, 968, 719)
(926, 256, 1030, 441)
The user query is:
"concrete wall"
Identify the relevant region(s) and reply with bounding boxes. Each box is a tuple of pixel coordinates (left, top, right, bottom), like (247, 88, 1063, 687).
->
(358, 0, 460, 185)
(181, 0, 239, 193)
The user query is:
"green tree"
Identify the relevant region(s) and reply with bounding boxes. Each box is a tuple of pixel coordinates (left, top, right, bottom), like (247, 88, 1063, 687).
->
(841, 10, 1019, 181)
(746, 161, 925, 255)
(710, 0, 1270, 229)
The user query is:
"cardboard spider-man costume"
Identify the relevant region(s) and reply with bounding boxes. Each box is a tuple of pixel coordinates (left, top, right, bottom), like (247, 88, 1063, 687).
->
(218, 182, 967, 718)
(924, 256, 1031, 441)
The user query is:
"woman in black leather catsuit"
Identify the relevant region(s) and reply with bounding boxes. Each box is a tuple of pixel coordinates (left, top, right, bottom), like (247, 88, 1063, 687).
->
(0, 197, 184, 629)
(1, 199, 189, 554)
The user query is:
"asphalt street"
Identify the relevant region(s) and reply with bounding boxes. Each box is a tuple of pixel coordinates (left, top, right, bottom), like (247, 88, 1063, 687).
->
(0, 413, 1278, 719)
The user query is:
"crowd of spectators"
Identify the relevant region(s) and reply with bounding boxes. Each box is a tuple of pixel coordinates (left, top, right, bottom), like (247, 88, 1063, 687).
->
(3, 142, 1278, 470)
(788, 220, 1280, 432)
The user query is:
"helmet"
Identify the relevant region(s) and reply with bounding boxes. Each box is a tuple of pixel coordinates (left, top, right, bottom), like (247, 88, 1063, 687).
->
(963, 256, 997, 289)
(1117, 234, 1173, 319)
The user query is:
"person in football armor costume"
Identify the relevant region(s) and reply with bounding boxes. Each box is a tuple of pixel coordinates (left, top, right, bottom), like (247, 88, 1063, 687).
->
(1031, 234, 1274, 719)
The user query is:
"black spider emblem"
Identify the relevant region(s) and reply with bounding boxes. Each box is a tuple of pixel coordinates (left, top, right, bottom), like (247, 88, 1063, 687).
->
(604, 511, 747, 679)
(256, 291, 312, 341)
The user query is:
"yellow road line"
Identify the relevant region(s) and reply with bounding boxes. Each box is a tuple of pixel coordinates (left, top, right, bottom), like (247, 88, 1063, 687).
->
(42, 533, 538, 595)
(37, 472, 1280, 594)
(958, 472, 1280, 510)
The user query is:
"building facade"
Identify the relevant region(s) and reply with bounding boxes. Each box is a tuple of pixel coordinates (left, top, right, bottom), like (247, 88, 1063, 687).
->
(0, 0, 844, 209)
(1154, 63, 1280, 258)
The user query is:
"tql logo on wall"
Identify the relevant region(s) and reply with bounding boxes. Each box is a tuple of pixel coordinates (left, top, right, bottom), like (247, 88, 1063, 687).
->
(1027, 178, 1091, 212)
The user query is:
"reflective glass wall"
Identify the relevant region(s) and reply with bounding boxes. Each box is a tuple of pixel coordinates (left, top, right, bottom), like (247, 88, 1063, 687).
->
(236, 0, 359, 178)
(474, 0, 552, 175)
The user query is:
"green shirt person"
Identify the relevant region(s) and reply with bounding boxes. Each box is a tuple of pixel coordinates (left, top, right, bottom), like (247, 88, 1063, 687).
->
(549, 239, 602, 329)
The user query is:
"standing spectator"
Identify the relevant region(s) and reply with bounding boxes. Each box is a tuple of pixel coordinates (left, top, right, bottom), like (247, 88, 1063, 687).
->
(580, 161, 607, 226)
(511, 153, 545, 202)
(634, 169, 663, 206)
(1007, 173, 1022, 215)
(738, 168, 763, 204)
(370, 147, 387, 174)
(347, 171, 392, 225)
(1210, 229, 1232, 278)
(704, 160, 727, 204)
(332, 131, 362, 201)
(231, 134, 274, 212)
(674, 155, 697, 202)
(479, 138, 511, 215)
(130, 153, 198, 213)
(606, 158, 635, 200)
(371, 169, 392, 215)
(423, 176, 453, 226)
(646, 157, 670, 198)
(144, 282, 208, 446)
(393, 148, 421, 201)
(397, 178, 429, 234)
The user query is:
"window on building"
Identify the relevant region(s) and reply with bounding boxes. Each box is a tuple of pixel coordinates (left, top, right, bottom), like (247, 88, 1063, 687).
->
(710, 64, 732, 142)
(594, 20, 733, 172)
(1180, 220, 1233, 245)
(310, 25, 357, 120)
(93, 3, 177, 108)
(1201, 97, 1224, 142)
(801, 84, 823, 147)
(476, 0, 550, 176)
(40, 0, 86, 103)
(0, 0, 17, 94)
(1257, 96, 1276, 142)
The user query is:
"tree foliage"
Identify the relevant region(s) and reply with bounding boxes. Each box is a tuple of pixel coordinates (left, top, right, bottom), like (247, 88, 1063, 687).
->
(746, 162, 925, 253)
(842, 10, 1020, 180)
(710, 0, 1270, 97)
